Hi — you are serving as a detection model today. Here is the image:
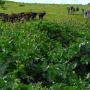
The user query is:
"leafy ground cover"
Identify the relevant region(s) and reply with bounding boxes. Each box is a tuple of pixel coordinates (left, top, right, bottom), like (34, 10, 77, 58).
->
(0, 19, 90, 90)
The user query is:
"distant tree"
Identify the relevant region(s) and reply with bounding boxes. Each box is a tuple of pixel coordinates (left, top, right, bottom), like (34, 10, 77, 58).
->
(19, 2, 25, 7)
(0, 0, 5, 8)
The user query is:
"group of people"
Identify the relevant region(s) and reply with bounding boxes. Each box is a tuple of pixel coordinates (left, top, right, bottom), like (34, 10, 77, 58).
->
(67, 6, 79, 15)
(67, 6, 90, 18)
(0, 11, 46, 23)
(82, 9, 90, 18)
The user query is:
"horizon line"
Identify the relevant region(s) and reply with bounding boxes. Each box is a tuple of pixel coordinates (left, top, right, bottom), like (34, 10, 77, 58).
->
(7, 0, 88, 5)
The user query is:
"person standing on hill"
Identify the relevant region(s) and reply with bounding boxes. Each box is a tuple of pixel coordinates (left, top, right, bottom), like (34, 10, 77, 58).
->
(67, 7, 70, 14)
(84, 10, 87, 18)
(82, 9, 84, 14)
(82, 9, 87, 18)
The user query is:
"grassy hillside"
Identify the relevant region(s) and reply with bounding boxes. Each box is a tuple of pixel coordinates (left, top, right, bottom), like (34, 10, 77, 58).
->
(0, 1, 90, 22)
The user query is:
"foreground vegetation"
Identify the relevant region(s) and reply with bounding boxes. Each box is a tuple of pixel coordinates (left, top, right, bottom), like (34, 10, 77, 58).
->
(0, 19, 90, 90)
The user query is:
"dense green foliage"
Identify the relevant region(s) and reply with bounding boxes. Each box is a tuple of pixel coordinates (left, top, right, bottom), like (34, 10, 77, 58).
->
(0, 0, 5, 8)
(0, 19, 90, 90)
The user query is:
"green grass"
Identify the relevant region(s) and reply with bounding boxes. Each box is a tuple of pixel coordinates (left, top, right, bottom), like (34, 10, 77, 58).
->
(0, 1, 90, 22)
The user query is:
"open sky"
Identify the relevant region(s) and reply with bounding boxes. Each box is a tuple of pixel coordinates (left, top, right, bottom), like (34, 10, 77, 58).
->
(9, 0, 89, 4)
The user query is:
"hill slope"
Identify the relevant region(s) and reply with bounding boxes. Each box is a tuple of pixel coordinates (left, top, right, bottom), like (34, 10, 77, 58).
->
(0, 1, 90, 22)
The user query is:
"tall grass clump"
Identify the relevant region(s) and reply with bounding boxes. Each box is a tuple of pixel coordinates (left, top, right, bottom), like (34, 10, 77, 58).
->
(0, 20, 90, 90)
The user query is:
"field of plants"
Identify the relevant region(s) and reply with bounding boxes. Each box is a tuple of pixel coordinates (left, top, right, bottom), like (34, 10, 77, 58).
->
(0, 1, 90, 90)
